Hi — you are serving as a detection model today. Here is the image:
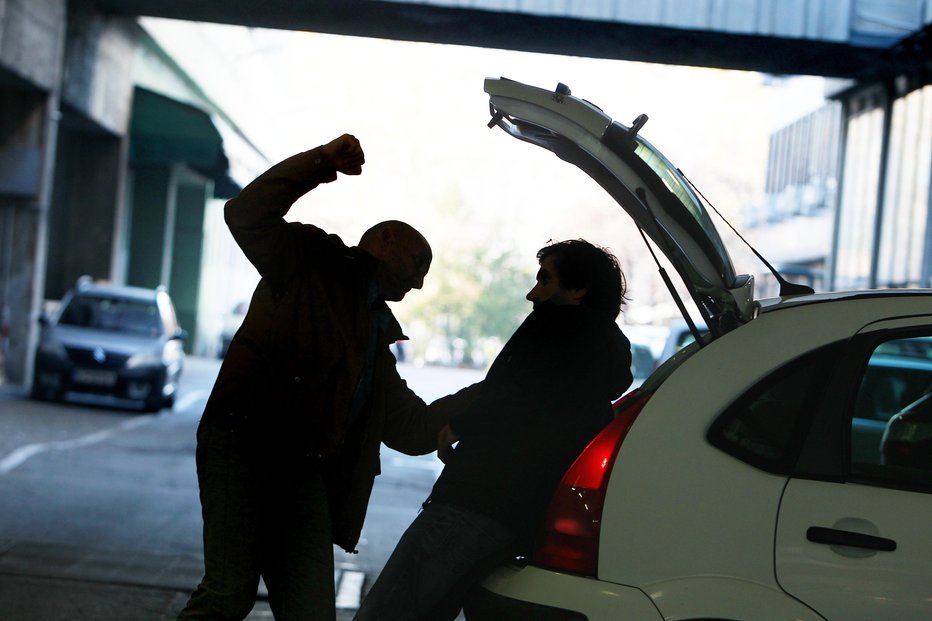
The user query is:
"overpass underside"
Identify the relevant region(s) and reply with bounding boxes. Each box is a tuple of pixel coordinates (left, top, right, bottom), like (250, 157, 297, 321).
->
(95, 0, 932, 80)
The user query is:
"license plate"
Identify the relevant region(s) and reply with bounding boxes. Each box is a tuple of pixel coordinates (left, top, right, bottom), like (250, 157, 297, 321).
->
(73, 368, 117, 387)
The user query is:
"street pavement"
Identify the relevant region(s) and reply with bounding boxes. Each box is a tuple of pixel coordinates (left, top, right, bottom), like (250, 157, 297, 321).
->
(0, 357, 483, 620)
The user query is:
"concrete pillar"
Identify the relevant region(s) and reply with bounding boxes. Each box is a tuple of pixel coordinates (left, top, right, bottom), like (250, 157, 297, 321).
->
(45, 125, 124, 298)
(125, 163, 210, 353)
(125, 163, 172, 289)
(169, 174, 210, 353)
(0, 87, 61, 386)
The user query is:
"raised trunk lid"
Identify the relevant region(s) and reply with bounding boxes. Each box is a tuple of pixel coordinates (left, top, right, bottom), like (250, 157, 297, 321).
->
(485, 77, 756, 336)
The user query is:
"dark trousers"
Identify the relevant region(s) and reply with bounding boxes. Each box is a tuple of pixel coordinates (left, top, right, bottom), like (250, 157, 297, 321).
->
(353, 502, 517, 621)
(179, 414, 336, 621)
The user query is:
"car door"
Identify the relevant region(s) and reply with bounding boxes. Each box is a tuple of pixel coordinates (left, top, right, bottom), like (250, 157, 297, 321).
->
(774, 316, 932, 621)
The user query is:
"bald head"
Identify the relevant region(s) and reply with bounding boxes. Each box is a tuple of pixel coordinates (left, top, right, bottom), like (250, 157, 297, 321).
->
(359, 220, 432, 302)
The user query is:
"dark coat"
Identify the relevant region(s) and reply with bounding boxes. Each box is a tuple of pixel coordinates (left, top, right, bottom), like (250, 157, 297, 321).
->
(203, 147, 450, 551)
(428, 302, 633, 546)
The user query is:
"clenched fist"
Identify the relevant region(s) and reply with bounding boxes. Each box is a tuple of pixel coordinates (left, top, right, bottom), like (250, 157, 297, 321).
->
(321, 134, 365, 176)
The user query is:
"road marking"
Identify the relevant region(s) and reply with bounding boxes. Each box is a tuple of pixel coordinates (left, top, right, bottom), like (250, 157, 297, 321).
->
(173, 389, 209, 413)
(256, 570, 364, 610)
(335, 570, 365, 609)
(0, 417, 151, 475)
(389, 456, 444, 476)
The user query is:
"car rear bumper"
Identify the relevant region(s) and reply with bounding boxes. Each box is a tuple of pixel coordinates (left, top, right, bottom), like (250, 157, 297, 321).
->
(465, 585, 587, 620)
(463, 564, 661, 621)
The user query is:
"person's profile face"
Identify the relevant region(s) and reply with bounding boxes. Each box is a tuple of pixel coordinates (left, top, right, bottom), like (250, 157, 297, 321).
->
(525, 256, 584, 308)
(381, 244, 431, 302)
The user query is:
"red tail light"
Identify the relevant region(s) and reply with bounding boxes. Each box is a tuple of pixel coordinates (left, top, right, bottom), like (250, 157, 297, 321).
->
(530, 389, 651, 576)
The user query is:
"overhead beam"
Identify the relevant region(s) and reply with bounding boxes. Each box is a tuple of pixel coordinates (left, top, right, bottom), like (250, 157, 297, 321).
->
(94, 0, 928, 80)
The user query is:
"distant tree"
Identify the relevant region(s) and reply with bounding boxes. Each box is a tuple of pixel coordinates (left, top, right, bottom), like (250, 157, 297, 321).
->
(397, 246, 531, 366)
(469, 248, 530, 341)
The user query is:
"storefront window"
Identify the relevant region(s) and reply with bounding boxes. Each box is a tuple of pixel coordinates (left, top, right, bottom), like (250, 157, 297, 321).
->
(834, 103, 884, 290)
(877, 85, 932, 288)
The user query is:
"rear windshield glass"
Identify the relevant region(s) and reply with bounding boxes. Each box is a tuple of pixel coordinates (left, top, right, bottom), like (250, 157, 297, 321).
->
(633, 139, 730, 263)
(59, 295, 162, 337)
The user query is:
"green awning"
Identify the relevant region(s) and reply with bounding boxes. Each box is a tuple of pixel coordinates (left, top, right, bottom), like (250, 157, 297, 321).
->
(129, 87, 240, 198)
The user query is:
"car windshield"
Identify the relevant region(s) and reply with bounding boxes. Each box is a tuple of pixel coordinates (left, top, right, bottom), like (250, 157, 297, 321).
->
(59, 295, 162, 337)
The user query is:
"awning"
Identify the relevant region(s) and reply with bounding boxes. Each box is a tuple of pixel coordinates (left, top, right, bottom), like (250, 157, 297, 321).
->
(129, 87, 241, 198)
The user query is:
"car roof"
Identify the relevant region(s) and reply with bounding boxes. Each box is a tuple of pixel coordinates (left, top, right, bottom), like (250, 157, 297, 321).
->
(73, 281, 162, 303)
(758, 289, 932, 313)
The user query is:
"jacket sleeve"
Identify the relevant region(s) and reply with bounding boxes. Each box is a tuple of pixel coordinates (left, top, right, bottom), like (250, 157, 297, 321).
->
(224, 147, 339, 285)
(380, 364, 484, 456)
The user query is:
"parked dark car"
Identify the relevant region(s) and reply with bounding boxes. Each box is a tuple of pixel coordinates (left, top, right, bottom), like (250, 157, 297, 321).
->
(851, 345, 932, 465)
(629, 342, 654, 386)
(655, 319, 709, 368)
(882, 391, 932, 469)
(31, 277, 186, 412)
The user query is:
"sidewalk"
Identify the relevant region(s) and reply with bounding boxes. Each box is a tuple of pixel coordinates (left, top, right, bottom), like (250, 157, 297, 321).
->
(0, 573, 360, 620)
(0, 365, 363, 620)
(0, 549, 361, 621)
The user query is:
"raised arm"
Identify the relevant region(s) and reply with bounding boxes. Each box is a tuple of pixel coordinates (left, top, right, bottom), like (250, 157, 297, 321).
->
(223, 134, 365, 282)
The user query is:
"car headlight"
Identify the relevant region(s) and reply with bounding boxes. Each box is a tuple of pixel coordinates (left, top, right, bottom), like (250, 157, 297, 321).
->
(164, 341, 184, 375)
(126, 350, 164, 369)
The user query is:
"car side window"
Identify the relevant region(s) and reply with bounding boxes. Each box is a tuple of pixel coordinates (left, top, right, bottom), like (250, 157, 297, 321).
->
(850, 335, 932, 488)
(708, 345, 840, 474)
(157, 294, 179, 335)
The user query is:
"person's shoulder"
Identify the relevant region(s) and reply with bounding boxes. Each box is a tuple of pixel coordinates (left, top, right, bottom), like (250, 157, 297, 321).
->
(291, 224, 351, 254)
(569, 307, 629, 350)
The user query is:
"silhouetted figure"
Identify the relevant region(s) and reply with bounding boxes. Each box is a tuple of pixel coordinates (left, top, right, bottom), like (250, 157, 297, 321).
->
(179, 135, 451, 621)
(355, 239, 634, 621)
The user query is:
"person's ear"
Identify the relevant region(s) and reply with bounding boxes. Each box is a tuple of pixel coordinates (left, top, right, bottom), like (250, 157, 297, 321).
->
(567, 288, 587, 305)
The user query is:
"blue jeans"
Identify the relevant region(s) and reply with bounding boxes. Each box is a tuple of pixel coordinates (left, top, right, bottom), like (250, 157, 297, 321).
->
(354, 502, 517, 621)
(178, 414, 336, 621)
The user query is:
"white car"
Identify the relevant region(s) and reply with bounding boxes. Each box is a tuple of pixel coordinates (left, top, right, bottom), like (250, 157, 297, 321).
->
(463, 79, 932, 621)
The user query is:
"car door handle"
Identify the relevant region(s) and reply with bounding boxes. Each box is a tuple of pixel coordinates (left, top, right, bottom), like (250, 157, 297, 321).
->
(806, 526, 897, 552)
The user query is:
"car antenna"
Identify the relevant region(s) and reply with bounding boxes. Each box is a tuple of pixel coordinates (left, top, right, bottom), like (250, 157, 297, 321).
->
(633, 187, 707, 347)
(678, 168, 815, 297)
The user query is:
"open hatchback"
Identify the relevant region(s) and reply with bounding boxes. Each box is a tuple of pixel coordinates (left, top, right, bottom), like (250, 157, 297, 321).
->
(484, 77, 759, 338)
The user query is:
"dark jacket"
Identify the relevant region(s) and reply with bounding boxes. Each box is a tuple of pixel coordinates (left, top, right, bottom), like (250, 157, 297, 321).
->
(428, 302, 633, 546)
(203, 147, 450, 551)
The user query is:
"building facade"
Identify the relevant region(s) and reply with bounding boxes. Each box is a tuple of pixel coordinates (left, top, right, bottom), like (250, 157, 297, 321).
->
(753, 37, 932, 297)
(0, 0, 265, 385)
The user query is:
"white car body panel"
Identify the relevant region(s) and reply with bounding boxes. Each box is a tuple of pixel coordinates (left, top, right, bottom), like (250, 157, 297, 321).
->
(476, 294, 932, 620)
(643, 576, 825, 621)
(479, 565, 661, 620)
(601, 297, 911, 585)
(776, 479, 932, 621)
(602, 343, 788, 587)
(771, 310, 932, 621)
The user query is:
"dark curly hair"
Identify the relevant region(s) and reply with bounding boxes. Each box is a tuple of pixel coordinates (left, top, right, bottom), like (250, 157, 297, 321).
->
(537, 239, 626, 319)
